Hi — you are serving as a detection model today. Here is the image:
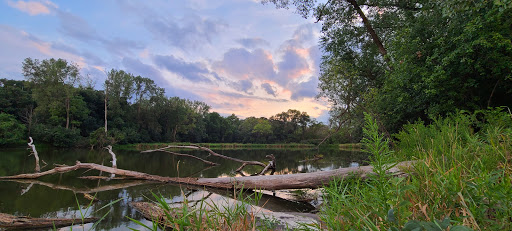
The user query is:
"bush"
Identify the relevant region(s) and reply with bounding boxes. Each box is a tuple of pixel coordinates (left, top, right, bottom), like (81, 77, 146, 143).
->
(32, 124, 82, 147)
(0, 113, 26, 145)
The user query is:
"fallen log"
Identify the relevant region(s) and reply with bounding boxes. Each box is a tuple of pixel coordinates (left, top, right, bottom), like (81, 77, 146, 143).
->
(0, 212, 98, 229)
(0, 161, 414, 190)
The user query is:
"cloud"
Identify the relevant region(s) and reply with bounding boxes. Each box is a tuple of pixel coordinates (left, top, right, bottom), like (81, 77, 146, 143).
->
(213, 48, 276, 80)
(7, 0, 56, 16)
(55, 10, 144, 56)
(236, 38, 270, 49)
(144, 13, 227, 49)
(219, 91, 288, 103)
(121, 57, 164, 84)
(153, 54, 214, 83)
(230, 79, 253, 93)
(0, 25, 89, 74)
(261, 82, 277, 97)
(290, 77, 318, 101)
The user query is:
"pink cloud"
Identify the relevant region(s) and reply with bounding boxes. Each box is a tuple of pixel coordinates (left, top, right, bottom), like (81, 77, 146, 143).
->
(7, 0, 56, 16)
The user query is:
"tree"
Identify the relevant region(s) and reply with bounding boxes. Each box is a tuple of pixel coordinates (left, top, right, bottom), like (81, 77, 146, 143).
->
(104, 69, 134, 132)
(22, 58, 86, 130)
(0, 113, 26, 145)
(0, 79, 35, 133)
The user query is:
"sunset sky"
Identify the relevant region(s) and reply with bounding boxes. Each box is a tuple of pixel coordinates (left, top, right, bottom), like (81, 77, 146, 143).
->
(0, 0, 330, 122)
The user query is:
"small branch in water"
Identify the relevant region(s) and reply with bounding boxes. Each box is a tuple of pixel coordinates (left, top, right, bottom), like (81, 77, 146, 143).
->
(259, 154, 276, 175)
(20, 183, 34, 195)
(160, 145, 267, 173)
(27, 137, 40, 173)
(142, 147, 219, 166)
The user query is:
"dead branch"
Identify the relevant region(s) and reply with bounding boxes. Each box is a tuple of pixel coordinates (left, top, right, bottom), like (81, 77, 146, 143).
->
(27, 137, 40, 173)
(0, 161, 414, 190)
(104, 145, 117, 179)
(0, 212, 98, 229)
(159, 145, 266, 172)
(142, 147, 219, 166)
(20, 183, 34, 195)
(104, 145, 117, 168)
(299, 154, 324, 163)
(259, 154, 276, 175)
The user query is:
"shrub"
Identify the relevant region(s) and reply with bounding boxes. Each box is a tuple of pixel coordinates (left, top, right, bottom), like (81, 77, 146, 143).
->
(0, 113, 26, 145)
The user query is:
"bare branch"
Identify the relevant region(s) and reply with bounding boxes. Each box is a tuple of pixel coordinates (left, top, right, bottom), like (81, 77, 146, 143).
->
(152, 145, 266, 172)
(27, 137, 40, 173)
(142, 147, 219, 166)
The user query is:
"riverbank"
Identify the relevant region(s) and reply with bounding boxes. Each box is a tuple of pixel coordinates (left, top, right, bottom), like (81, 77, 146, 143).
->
(116, 142, 361, 151)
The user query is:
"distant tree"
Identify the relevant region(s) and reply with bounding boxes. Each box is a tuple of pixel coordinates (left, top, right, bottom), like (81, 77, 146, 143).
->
(22, 58, 87, 130)
(0, 113, 26, 145)
(0, 79, 35, 133)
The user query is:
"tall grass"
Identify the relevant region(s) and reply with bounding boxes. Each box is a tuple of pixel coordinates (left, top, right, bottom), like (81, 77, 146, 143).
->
(127, 189, 274, 231)
(317, 109, 512, 230)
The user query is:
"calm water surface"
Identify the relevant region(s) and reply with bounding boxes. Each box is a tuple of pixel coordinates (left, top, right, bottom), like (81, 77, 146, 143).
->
(0, 146, 367, 230)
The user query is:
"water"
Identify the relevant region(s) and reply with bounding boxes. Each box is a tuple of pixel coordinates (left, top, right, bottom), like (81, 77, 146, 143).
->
(0, 146, 367, 230)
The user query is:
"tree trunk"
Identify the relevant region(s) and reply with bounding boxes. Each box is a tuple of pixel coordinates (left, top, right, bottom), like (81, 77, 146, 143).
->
(172, 125, 178, 142)
(65, 97, 70, 129)
(104, 86, 108, 134)
(345, 0, 388, 57)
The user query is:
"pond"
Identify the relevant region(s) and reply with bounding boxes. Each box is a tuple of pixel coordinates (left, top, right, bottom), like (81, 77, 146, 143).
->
(0, 146, 367, 230)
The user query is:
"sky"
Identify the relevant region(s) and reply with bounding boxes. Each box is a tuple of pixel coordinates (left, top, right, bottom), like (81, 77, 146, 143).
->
(0, 0, 330, 123)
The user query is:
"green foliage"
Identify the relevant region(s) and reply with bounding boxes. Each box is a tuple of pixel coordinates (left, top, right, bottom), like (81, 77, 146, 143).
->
(314, 112, 512, 230)
(32, 124, 82, 147)
(0, 113, 26, 145)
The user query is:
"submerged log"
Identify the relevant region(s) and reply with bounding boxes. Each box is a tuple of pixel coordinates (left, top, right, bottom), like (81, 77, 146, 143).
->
(0, 212, 98, 229)
(0, 161, 414, 190)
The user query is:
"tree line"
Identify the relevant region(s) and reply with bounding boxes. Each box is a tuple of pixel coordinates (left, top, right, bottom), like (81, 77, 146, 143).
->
(0, 58, 341, 147)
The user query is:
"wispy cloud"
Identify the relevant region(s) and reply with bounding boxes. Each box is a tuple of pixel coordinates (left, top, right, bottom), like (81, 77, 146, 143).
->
(153, 54, 215, 84)
(144, 13, 227, 50)
(289, 77, 318, 101)
(56, 10, 144, 57)
(236, 38, 270, 49)
(7, 0, 56, 16)
(261, 82, 277, 97)
(219, 91, 289, 103)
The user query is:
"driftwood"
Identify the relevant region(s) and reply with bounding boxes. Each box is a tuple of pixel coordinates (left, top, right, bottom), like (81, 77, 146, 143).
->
(142, 147, 219, 166)
(0, 212, 98, 229)
(258, 154, 276, 175)
(299, 154, 323, 163)
(0, 161, 413, 190)
(27, 137, 40, 173)
(152, 145, 266, 172)
(104, 145, 117, 179)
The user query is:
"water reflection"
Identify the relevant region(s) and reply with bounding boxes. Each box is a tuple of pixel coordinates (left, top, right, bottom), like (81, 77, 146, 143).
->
(0, 146, 366, 230)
